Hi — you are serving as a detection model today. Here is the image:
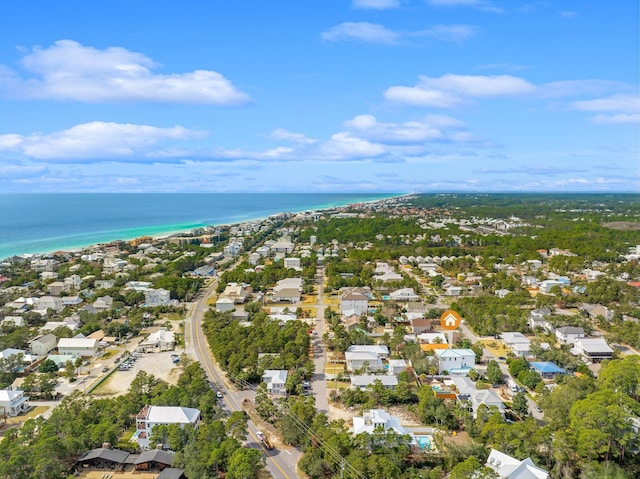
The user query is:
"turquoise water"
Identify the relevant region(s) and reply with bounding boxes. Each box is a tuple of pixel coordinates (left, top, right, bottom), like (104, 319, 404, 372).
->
(0, 193, 400, 260)
(416, 435, 433, 449)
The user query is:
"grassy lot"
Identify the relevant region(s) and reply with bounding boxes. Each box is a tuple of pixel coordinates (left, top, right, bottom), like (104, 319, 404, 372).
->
(480, 339, 511, 358)
(6, 406, 49, 424)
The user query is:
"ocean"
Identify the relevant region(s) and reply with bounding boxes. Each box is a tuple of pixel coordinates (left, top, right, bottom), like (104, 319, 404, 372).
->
(0, 193, 399, 260)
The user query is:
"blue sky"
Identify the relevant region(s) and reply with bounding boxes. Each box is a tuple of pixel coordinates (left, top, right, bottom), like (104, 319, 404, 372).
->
(0, 0, 637, 193)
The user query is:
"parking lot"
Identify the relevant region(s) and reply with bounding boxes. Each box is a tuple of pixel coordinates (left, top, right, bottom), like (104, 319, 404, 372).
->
(90, 349, 183, 396)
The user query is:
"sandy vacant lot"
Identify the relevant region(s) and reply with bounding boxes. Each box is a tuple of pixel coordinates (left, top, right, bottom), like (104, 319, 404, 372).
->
(91, 350, 183, 397)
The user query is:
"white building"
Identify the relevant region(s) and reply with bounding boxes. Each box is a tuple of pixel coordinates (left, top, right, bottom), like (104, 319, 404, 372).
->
(144, 288, 174, 307)
(262, 369, 288, 395)
(389, 288, 420, 301)
(500, 332, 531, 357)
(139, 328, 175, 352)
(57, 337, 99, 357)
(135, 405, 200, 449)
(283, 257, 301, 270)
(340, 290, 369, 317)
(486, 449, 549, 479)
(29, 333, 58, 356)
(0, 389, 29, 417)
(555, 326, 585, 345)
(352, 409, 413, 442)
(436, 348, 475, 375)
(571, 338, 614, 362)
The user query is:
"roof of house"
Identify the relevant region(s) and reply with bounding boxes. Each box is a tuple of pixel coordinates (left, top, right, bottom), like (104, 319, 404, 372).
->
(351, 375, 398, 387)
(263, 369, 288, 384)
(486, 448, 549, 479)
(57, 337, 97, 348)
(556, 326, 585, 335)
(435, 348, 475, 359)
(574, 337, 613, 353)
(500, 332, 531, 344)
(346, 345, 389, 356)
(530, 362, 565, 374)
(0, 389, 25, 401)
(157, 468, 186, 479)
(134, 449, 175, 466)
(145, 406, 200, 424)
(77, 448, 130, 464)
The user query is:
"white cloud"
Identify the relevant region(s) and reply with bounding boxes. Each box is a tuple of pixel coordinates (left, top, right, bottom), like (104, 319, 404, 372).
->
(344, 114, 447, 142)
(322, 22, 478, 45)
(540, 80, 628, 98)
(5, 121, 204, 161)
(590, 114, 640, 124)
(319, 132, 386, 160)
(419, 24, 479, 42)
(2, 40, 250, 104)
(0, 134, 23, 149)
(0, 164, 48, 179)
(352, 0, 400, 9)
(571, 94, 640, 113)
(269, 128, 317, 144)
(385, 73, 535, 107)
(321, 22, 399, 44)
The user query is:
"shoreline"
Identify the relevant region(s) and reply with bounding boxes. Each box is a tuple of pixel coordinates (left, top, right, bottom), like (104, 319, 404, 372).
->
(0, 193, 406, 261)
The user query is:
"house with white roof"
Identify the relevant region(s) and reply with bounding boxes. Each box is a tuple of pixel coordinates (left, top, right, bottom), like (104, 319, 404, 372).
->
(135, 405, 200, 449)
(216, 297, 235, 312)
(500, 332, 531, 357)
(352, 409, 414, 443)
(0, 389, 29, 417)
(451, 376, 505, 418)
(262, 369, 288, 395)
(351, 374, 398, 390)
(389, 288, 420, 301)
(344, 345, 389, 373)
(374, 270, 403, 282)
(571, 337, 613, 362)
(93, 296, 113, 312)
(436, 348, 475, 375)
(272, 277, 303, 303)
(139, 328, 175, 352)
(57, 337, 99, 357)
(144, 288, 175, 307)
(0, 316, 25, 328)
(555, 326, 585, 345)
(35, 296, 64, 312)
(486, 449, 549, 479)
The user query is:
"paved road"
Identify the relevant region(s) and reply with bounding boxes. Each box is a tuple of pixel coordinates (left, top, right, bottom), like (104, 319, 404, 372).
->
(309, 265, 328, 415)
(185, 276, 301, 479)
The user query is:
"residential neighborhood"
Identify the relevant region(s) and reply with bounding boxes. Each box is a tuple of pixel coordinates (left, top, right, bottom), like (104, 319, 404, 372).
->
(1, 194, 639, 479)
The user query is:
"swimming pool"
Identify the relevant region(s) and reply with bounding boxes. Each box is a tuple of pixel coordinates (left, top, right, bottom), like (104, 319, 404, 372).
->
(415, 435, 433, 449)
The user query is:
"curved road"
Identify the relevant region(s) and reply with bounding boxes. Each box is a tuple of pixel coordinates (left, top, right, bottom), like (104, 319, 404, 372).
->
(185, 277, 301, 479)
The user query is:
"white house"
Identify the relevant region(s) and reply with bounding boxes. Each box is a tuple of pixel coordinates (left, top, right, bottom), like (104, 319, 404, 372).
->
(262, 369, 288, 395)
(500, 332, 531, 357)
(451, 377, 505, 419)
(61, 296, 83, 306)
(352, 409, 413, 442)
(272, 277, 302, 303)
(139, 328, 175, 352)
(0, 389, 29, 417)
(283, 257, 301, 270)
(340, 290, 369, 317)
(57, 337, 99, 357)
(47, 281, 73, 296)
(571, 338, 613, 362)
(555, 326, 585, 345)
(29, 333, 58, 356)
(486, 449, 549, 479)
(436, 348, 475, 375)
(144, 288, 175, 307)
(351, 374, 398, 390)
(135, 405, 200, 449)
(216, 297, 235, 312)
(93, 296, 113, 312)
(389, 288, 420, 301)
(35, 296, 64, 312)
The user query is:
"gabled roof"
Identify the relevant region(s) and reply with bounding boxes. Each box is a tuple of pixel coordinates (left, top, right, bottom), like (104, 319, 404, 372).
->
(486, 449, 549, 479)
(157, 468, 185, 479)
(144, 406, 200, 424)
(435, 348, 475, 359)
(77, 448, 130, 464)
(135, 449, 175, 466)
(530, 362, 565, 374)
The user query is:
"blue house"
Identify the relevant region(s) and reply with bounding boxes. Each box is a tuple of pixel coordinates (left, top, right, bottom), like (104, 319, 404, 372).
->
(530, 361, 565, 379)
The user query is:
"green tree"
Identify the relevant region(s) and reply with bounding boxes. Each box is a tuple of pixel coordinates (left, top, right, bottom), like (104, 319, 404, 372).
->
(512, 392, 529, 417)
(38, 359, 59, 373)
(486, 360, 503, 384)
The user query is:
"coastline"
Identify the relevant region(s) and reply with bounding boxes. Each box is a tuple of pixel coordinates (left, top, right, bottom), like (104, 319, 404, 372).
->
(0, 193, 406, 261)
